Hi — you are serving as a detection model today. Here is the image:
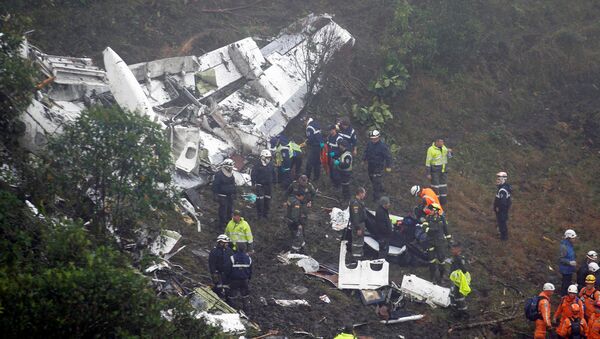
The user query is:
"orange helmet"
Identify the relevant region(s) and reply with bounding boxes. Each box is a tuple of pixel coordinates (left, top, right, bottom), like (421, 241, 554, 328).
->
(571, 303, 581, 314)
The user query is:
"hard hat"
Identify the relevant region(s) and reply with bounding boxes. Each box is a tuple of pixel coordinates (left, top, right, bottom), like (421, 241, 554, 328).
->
(543, 283, 555, 291)
(260, 149, 272, 158)
(571, 303, 581, 314)
(430, 203, 442, 211)
(496, 171, 508, 177)
(222, 158, 235, 168)
(216, 234, 230, 243)
(410, 185, 421, 197)
(587, 250, 598, 261)
(369, 130, 381, 139)
(564, 229, 577, 239)
(590, 262, 600, 273)
(567, 284, 578, 294)
(586, 274, 597, 284)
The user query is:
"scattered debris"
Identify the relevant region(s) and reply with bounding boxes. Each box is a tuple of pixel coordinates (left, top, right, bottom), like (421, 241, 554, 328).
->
(277, 251, 310, 264)
(329, 207, 348, 231)
(380, 314, 424, 324)
(273, 299, 310, 307)
(288, 285, 309, 296)
(359, 289, 386, 306)
(297, 257, 320, 273)
(304, 264, 338, 287)
(338, 240, 389, 290)
(399, 274, 451, 308)
(145, 260, 170, 273)
(192, 286, 237, 313)
(150, 230, 182, 256)
(197, 312, 246, 335)
(319, 294, 331, 303)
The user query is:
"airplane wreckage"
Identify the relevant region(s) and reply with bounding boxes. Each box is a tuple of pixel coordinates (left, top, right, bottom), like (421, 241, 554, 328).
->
(19, 14, 354, 189)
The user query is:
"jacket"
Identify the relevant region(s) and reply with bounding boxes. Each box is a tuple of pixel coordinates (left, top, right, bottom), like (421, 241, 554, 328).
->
(349, 197, 366, 230)
(555, 295, 585, 322)
(208, 245, 234, 276)
(589, 312, 600, 339)
(212, 170, 236, 196)
(224, 218, 254, 251)
(374, 204, 393, 238)
(419, 188, 443, 214)
(286, 196, 307, 225)
(333, 333, 356, 339)
(580, 287, 600, 320)
(538, 291, 553, 328)
(425, 143, 450, 172)
(338, 125, 357, 151)
(305, 120, 323, 147)
(577, 263, 594, 290)
(557, 316, 587, 338)
(327, 133, 343, 158)
(559, 239, 577, 275)
(286, 181, 316, 203)
(229, 252, 252, 280)
(363, 140, 392, 171)
(494, 183, 512, 213)
(251, 161, 275, 186)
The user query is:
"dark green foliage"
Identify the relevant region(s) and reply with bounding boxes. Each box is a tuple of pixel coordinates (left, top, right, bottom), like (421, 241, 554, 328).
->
(0, 15, 36, 148)
(47, 106, 173, 235)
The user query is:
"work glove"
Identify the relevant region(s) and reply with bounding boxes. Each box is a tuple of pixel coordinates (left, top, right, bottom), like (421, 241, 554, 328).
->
(329, 151, 335, 157)
(385, 167, 391, 173)
(320, 142, 325, 149)
(570, 260, 577, 266)
(334, 160, 340, 166)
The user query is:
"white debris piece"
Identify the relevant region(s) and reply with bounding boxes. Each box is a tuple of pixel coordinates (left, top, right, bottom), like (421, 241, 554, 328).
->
(297, 257, 320, 273)
(338, 240, 389, 290)
(145, 260, 170, 273)
(330, 207, 349, 231)
(400, 274, 451, 308)
(196, 312, 245, 334)
(364, 236, 407, 256)
(150, 230, 182, 256)
(274, 299, 310, 307)
(380, 314, 424, 324)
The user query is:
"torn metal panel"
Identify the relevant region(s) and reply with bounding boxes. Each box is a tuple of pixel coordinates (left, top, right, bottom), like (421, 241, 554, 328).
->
(150, 230, 182, 256)
(399, 274, 451, 308)
(192, 286, 237, 313)
(304, 264, 338, 287)
(338, 240, 389, 290)
(381, 314, 424, 324)
(196, 312, 245, 335)
(273, 299, 310, 307)
(364, 236, 407, 257)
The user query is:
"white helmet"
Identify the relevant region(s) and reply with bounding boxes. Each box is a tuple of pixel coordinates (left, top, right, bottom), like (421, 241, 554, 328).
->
(260, 149, 272, 159)
(410, 185, 421, 197)
(589, 262, 600, 273)
(222, 158, 234, 168)
(216, 234, 230, 243)
(564, 229, 577, 239)
(587, 250, 598, 261)
(543, 283, 555, 291)
(567, 284, 578, 294)
(369, 130, 381, 139)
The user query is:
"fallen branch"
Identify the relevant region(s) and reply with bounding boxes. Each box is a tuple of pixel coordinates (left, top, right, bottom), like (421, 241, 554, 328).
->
(447, 314, 518, 333)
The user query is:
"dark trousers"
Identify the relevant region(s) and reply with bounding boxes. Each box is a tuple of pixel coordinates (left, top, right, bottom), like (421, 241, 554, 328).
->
(351, 226, 364, 260)
(428, 235, 448, 283)
(339, 171, 352, 201)
(329, 163, 341, 188)
(290, 156, 303, 180)
(288, 222, 306, 252)
(378, 238, 389, 259)
(279, 170, 291, 189)
(431, 167, 448, 206)
(229, 279, 250, 310)
(496, 211, 508, 240)
(561, 273, 573, 296)
(368, 167, 384, 201)
(211, 272, 230, 299)
(255, 184, 272, 218)
(217, 194, 234, 228)
(305, 146, 321, 181)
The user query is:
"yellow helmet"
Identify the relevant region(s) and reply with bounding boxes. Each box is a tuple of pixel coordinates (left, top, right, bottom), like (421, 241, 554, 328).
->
(430, 203, 442, 211)
(586, 274, 596, 284)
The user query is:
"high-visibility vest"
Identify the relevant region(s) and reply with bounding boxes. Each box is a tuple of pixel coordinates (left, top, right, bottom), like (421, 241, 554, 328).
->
(289, 141, 302, 156)
(420, 188, 443, 214)
(426, 143, 450, 172)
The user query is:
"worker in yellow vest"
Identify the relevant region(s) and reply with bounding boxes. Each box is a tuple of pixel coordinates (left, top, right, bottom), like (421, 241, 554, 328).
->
(425, 138, 452, 206)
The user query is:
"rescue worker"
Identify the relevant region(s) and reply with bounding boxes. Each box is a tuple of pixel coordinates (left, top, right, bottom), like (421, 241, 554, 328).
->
(336, 139, 353, 200)
(224, 210, 254, 253)
(286, 191, 307, 253)
(212, 158, 236, 228)
(559, 229, 578, 295)
(337, 118, 358, 156)
(208, 234, 234, 299)
(493, 171, 512, 241)
(286, 175, 317, 207)
(557, 303, 588, 339)
(275, 135, 293, 189)
(334, 325, 357, 339)
(411, 184, 444, 219)
(425, 138, 452, 206)
(363, 130, 392, 201)
(588, 300, 600, 339)
(578, 251, 599, 291)
(288, 140, 303, 181)
(251, 150, 275, 219)
(555, 284, 585, 324)
(348, 187, 367, 263)
(423, 203, 450, 284)
(228, 243, 252, 311)
(580, 275, 600, 322)
(590, 263, 600, 289)
(448, 241, 469, 315)
(327, 124, 343, 188)
(534, 283, 555, 339)
(304, 117, 323, 181)
(374, 196, 393, 259)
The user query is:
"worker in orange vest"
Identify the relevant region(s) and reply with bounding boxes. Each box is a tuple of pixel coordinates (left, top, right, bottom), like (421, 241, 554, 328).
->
(534, 283, 555, 339)
(588, 300, 600, 339)
(557, 303, 588, 338)
(580, 274, 600, 322)
(411, 185, 444, 214)
(555, 284, 585, 325)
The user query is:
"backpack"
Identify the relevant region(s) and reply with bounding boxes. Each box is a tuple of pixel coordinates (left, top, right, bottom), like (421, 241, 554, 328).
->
(524, 295, 546, 321)
(570, 317, 581, 339)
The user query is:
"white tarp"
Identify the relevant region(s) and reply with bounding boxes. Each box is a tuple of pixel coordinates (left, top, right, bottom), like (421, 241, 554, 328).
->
(400, 274, 451, 308)
(196, 312, 245, 334)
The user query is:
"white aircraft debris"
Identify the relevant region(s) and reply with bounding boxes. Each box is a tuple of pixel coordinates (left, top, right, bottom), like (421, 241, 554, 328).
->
(400, 274, 451, 308)
(150, 230, 182, 256)
(19, 14, 354, 189)
(338, 240, 389, 290)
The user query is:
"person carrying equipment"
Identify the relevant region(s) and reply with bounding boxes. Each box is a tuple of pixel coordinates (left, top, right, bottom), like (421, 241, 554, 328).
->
(494, 171, 512, 241)
(212, 158, 236, 228)
(363, 130, 392, 201)
(304, 117, 323, 181)
(422, 203, 450, 283)
(348, 187, 367, 263)
(529, 282, 555, 339)
(425, 138, 452, 206)
(580, 275, 600, 322)
(286, 191, 308, 253)
(224, 210, 254, 253)
(557, 303, 588, 339)
(559, 229, 578, 295)
(251, 150, 275, 219)
(208, 234, 234, 299)
(228, 243, 252, 311)
(336, 139, 353, 201)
